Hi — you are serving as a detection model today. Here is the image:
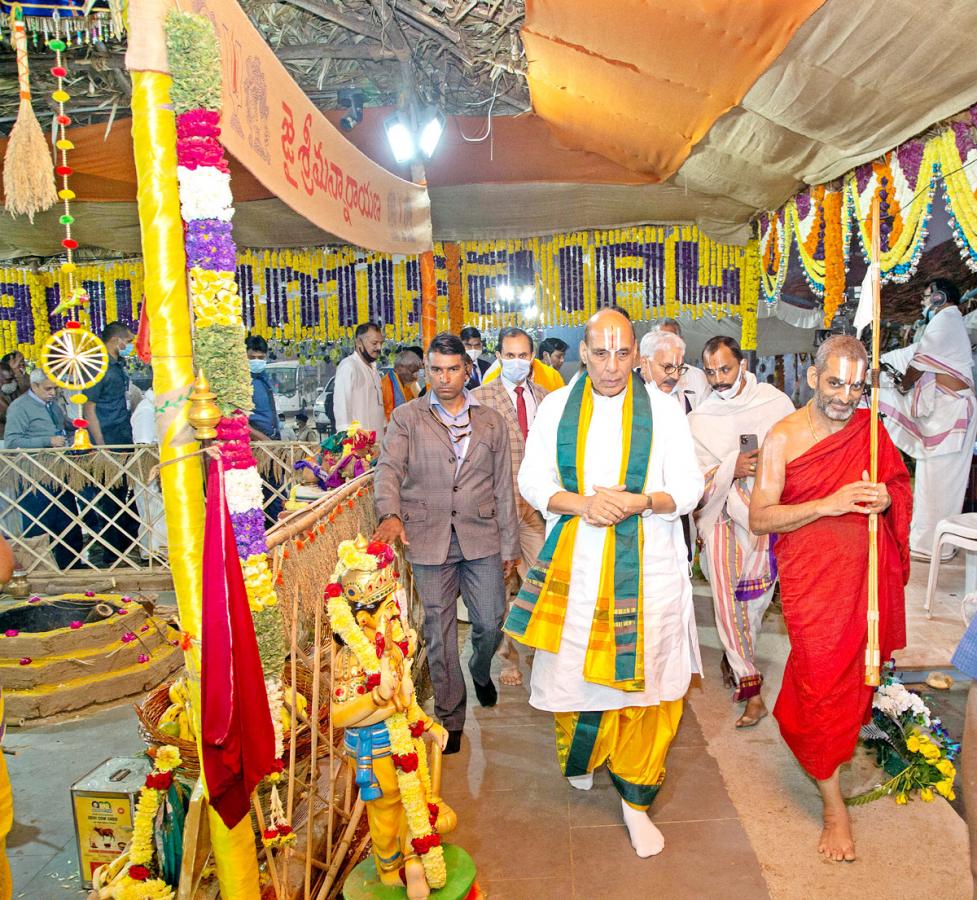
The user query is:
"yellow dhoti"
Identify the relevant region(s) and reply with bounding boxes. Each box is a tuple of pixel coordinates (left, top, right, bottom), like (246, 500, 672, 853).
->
(555, 700, 683, 810)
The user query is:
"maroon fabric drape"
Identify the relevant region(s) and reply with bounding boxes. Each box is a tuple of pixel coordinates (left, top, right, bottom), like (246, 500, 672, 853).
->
(201, 460, 276, 827)
(773, 410, 911, 780)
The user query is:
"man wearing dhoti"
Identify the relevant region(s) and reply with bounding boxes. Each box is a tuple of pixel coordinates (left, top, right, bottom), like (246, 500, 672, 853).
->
(750, 335, 910, 861)
(688, 337, 794, 728)
(506, 307, 704, 858)
(879, 279, 976, 560)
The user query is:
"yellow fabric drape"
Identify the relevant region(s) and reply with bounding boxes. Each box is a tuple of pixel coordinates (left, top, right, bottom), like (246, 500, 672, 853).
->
(130, 70, 260, 898)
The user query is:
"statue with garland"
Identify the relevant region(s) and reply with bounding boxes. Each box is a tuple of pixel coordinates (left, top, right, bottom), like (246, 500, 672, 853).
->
(328, 536, 472, 899)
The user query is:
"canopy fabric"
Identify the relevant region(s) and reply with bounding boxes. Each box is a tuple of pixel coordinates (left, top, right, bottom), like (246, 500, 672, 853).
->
(3, 0, 977, 256)
(521, 0, 826, 181)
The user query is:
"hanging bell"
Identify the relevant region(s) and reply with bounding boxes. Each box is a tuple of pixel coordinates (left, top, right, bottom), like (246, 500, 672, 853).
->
(188, 369, 221, 441)
(71, 427, 93, 450)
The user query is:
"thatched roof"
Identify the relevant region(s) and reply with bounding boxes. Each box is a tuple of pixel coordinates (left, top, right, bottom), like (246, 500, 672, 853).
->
(0, 0, 529, 133)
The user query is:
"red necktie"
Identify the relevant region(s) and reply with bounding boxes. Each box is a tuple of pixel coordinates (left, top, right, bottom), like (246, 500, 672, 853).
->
(514, 385, 529, 440)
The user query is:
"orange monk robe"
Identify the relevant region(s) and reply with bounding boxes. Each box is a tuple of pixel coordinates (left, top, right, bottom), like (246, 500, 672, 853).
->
(773, 409, 911, 780)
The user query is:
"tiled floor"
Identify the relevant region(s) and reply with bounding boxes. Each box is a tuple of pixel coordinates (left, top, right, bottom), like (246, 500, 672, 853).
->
(440, 656, 769, 900)
(4, 558, 974, 898)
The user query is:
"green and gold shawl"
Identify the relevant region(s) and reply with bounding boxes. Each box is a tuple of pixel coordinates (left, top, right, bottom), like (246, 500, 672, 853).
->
(504, 373, 653, 691)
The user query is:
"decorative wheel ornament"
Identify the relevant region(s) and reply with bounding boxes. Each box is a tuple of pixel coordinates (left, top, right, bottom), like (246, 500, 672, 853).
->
(41, 325, 108, 390)
(40, 324, 108, 451)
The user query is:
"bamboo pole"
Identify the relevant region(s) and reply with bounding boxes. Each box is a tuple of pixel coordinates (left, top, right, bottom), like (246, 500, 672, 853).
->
(304, 591, 324, 899)
(314, 796, 366, 900)
(865, 195, 882, 687)
(287, 583, 300, 821)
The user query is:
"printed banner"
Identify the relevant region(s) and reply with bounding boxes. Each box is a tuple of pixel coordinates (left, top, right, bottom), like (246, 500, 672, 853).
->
(125, 0, 432, 255)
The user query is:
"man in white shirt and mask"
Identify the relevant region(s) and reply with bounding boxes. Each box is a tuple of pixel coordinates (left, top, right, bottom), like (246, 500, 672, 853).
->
(688, 336, 794, 729)
(333, 321, 386, 438)
(508, 307, 703, 859)
(474, 326, 549, 687)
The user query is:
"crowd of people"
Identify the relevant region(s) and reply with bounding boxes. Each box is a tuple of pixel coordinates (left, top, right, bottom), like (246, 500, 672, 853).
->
(362, 277, 977, 867)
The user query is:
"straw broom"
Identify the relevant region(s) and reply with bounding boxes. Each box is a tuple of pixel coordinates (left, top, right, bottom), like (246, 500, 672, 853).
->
(3, 5, 57, 222)
(865, 195, 882, 687)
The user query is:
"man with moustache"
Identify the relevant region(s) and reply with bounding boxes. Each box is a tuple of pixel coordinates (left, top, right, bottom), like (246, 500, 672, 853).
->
(652, 318, 711, 405)
(639, 329, 709, 412)
(508, 307, 703, 858)
(688, 336, 794, 728)
(750, 335, 910, 862)
(334, 321, 386, 438)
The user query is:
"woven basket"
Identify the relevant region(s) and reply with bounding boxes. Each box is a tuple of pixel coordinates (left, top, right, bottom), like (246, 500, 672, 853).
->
(135, 682, 201, 778)
(136, 661, 329, 778)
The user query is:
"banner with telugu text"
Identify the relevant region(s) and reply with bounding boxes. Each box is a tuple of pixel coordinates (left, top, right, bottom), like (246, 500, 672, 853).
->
(125, 0, 432, 255)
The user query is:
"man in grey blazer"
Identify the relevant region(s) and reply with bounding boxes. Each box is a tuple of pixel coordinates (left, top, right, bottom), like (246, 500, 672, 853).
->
(373, 332, 521, 754)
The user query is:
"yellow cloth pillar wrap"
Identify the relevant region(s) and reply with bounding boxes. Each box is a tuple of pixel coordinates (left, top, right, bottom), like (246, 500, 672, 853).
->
(0, 692, 11, 900)
(130, 70, 261, 899)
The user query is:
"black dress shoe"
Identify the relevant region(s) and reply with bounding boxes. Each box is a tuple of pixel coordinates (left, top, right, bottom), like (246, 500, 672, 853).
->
(444, 730, 463, 755)
(474, 678, 498, 708)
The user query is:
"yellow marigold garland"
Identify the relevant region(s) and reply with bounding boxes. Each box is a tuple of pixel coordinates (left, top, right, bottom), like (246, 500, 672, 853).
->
(189, 267, 243, 328)
(326, 594, 447, 889)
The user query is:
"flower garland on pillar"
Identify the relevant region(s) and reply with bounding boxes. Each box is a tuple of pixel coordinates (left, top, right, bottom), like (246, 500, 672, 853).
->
(166, 8, 290, 842)
(821, 189, 846, 327)
(937, 122, 977, 272)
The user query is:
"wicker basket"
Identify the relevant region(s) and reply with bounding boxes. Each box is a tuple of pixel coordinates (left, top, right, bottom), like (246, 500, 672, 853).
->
(135, 661, 329, 779)
(135, 682, 201, 778)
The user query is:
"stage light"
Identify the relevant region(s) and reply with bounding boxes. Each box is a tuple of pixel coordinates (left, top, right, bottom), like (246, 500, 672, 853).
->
(384, 113, 415, 164)
(418, 106, 446, 159)
(497, 284, 514, 302)
(519, 286, 535, 305)
(525, 306, 538, 320)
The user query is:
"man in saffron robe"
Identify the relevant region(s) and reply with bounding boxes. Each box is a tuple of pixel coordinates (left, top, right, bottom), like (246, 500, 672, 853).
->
(508, 307, 704, 858)
(381, 350, 422, 421)
(750, 335, 911, 861)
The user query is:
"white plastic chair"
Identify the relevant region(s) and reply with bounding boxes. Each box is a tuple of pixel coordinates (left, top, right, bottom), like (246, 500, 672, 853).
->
(924, 513, 977, 617)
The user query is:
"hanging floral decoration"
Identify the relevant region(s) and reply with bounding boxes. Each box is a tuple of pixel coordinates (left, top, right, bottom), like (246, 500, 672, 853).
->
(936, 120, 977, 272)
(847, 142, 939, 283)
(166, 8, 289, 849)
(758, 211, 791, 306)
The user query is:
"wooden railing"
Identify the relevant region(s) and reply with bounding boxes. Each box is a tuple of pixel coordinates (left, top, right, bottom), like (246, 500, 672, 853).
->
(0, 441, 319, 578)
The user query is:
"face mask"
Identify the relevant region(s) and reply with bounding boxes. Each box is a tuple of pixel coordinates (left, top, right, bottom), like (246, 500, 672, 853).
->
(249, 358, 267, 374)
(501, 358, 531, 384)
(715, 364, 744, 400)
(1, 383, 16, 395)
(465, 347, 481, 362)
(120, 343, 134, 358)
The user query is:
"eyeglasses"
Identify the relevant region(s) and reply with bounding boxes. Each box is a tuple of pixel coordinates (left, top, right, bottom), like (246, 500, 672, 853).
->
(659, 363, 688, 377)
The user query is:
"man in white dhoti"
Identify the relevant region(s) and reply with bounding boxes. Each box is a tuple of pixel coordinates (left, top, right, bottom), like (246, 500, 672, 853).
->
(506, 307, 704, 858)
(688, 336, 794, 728)
(879, 279, 977, 560)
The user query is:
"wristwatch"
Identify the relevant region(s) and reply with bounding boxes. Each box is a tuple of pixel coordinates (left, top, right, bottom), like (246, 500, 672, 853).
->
(377, 513, 400, 524)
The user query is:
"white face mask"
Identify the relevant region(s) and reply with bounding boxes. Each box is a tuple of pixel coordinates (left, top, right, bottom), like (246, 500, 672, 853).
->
(715, 364, 744, 400)
(465, 347, 481, 362)
(501, 358, 531, 384)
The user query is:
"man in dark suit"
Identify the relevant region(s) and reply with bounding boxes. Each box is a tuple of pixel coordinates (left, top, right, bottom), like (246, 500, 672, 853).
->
(461, 326, 492, 389)
(373, 332, 520, 754)
(474, 326, 548, 687)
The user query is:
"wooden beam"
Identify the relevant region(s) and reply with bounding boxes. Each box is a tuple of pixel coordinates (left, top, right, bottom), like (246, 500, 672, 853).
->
(281, 0, 382, 41)
(275, 42, 397, 60)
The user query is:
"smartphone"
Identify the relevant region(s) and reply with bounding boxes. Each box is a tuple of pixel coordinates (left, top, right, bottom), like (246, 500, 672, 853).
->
(739, 433, 758, 454)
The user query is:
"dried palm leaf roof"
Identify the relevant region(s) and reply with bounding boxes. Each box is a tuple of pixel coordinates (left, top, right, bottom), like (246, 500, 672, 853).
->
(0, 0, 529, 132)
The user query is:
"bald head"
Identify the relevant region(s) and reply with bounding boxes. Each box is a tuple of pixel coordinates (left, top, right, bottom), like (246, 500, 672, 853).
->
(580, 307, 637, 396)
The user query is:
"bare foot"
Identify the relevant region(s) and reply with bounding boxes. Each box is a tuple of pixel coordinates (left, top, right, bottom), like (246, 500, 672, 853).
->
(404, 857, 430, 899)
(816, 768, 856, 862)
(818, 807, 856, 862)
(735, 695, 768, 728)
(499, 665, 523, 686)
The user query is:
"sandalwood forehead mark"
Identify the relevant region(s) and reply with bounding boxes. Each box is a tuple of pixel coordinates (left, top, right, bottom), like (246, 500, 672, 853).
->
(596, 326, 624, 352)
